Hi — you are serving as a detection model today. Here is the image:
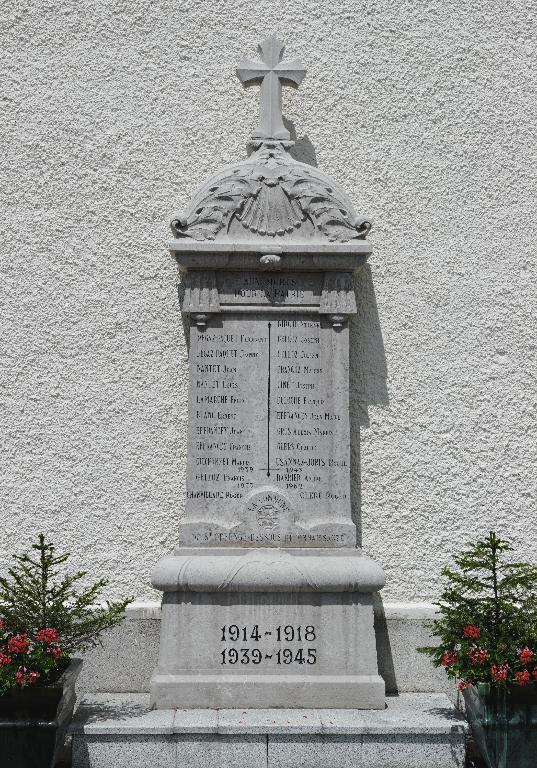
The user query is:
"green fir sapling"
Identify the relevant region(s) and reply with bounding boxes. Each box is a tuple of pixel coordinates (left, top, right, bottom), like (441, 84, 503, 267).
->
(418, 532, 537, 689)
(0, 534, 132, 695)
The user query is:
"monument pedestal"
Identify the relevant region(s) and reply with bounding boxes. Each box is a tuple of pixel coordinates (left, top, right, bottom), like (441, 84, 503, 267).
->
(150, 548, 385, 709)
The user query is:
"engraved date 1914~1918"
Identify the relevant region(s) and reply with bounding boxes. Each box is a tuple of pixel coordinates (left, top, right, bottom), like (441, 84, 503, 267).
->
(220, 624, 317, 665)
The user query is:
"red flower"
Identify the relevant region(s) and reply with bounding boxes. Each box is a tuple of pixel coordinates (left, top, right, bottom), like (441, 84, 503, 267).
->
(28, 671, 40, 684)
(518, 647, 534, 665)
(490, 664, 510, 682)
(468, 647, 488, 665)
(463, 625, 481, 639)
(8, 634, 30, 654)
(15, 667, 27, 685)
(45, 646, 62, 660)
(440, 651, 458, 667)
(0, 651, 12, 667)
(458, 680, 473, 691)
(515, 669, 531, 686)
(37, 628, 60, 645)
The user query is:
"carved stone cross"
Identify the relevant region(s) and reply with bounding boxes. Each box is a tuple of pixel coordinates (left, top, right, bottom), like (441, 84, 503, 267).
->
(236, 36, 306, 141)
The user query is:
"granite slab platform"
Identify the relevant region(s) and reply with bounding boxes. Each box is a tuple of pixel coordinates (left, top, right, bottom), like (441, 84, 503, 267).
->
(71, 692, 467, 768)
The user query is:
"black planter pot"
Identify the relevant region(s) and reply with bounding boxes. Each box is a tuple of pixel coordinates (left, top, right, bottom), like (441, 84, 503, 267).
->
(0, 658, 82, 768)
(463, 681, 537, 768)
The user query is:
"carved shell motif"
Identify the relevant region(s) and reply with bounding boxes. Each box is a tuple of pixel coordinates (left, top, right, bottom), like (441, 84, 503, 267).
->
(171, 145, 371, 243)
(237, 178, 305, 236)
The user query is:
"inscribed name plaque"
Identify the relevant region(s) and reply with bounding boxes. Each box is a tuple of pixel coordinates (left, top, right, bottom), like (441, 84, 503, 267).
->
(184, 301, 353, 547)
(151, 36, 386, 710)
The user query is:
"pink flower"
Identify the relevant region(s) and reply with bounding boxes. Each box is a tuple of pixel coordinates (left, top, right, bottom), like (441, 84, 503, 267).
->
(37, 628, 60, 645)
(8, 634, 30, 654)
(45, 646, 62, 660)
(0, 651, 12, 667)
(458, 680, 473, 691)
(468, 647, 488, 665)
(490, 664, 510, 682)
(515, 669, 531, 686)
(463, 625, 481, 639)
(518, 647, 534, 665)
(440, 651, 458, 667)
(28, 671, 40, 684)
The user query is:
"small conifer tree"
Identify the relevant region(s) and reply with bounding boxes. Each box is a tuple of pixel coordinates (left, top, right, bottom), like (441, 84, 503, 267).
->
(418, 532, 537, 688)
(0, 534, 132, 653)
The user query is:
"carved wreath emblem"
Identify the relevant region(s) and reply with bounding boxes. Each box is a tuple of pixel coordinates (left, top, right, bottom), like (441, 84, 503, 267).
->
(243, 487, 294, 531)
(255, 504, 281, 530)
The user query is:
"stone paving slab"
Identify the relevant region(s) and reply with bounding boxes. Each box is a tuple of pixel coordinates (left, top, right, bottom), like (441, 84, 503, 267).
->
(71, 693, 468, 768)
(72, 692, 467, 735)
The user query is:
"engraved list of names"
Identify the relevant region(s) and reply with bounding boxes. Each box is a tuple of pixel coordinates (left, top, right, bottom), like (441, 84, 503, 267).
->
(182, 307, 353, 547)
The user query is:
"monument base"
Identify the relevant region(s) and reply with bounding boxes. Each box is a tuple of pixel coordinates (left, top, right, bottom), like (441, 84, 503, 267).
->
(71, 693, 468, 768)
(151, 673, 385, 710)
(150, 547, 386, 710)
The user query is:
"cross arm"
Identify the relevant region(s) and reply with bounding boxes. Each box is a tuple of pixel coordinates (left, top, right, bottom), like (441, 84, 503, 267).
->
(236, 59, 270, 85)
(273, 60, 306, 88)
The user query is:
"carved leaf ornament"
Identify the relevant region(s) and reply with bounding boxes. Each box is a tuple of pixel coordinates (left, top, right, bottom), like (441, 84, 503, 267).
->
(172, 146, 371, 243)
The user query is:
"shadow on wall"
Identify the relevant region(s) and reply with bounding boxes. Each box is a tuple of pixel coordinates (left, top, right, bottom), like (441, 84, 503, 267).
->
(373, 593, 398, 695)
(349, 266, 389, 546)
(245, 116, 318, 167)
(285, 116, 318, 166)
(281, 116, 389, 549)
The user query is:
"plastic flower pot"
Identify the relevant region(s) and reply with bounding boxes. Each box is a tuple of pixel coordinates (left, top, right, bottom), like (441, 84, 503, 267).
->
(462, 681, 537, 768)
(0, 658, 82, 768)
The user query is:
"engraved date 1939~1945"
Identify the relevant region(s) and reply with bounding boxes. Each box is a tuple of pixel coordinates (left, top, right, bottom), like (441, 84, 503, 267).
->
(220, 624, 317, 665)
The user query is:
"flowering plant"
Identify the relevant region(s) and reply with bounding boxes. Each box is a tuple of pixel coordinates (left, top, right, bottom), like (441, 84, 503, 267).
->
(0, 623, 65, 694)
(418, 532, 537, 691)
(0, 535, 132, 697)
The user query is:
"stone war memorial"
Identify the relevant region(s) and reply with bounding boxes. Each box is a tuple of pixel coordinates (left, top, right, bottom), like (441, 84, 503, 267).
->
(150, 34, 386, 711)
(70, 36, 468, 768)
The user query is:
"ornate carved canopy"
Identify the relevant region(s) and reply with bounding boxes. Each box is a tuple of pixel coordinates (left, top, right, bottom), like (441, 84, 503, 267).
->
(171, 37, 371, 247)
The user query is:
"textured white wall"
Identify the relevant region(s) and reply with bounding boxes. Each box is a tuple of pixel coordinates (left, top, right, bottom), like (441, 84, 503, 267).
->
(1, 0, 536, 601)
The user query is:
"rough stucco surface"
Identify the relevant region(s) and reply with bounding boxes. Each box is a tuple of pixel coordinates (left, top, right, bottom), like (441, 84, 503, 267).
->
(1, 0, 536, 602)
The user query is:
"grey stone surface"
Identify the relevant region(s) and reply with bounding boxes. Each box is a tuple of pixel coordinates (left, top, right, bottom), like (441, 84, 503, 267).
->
(72, 693, 467, 768)
(72, 735, 176, 768)
(173, 709, 218, 733)
(268, 733, 465, 768)
(347, 694, 467, 767)
(176, 734, 266, 768)
(71, 693, 174, 734)
(217, 708, 322, 734)
(152, 589, 384, 709)
(330, 693, 466, 734)
(152, 548, 386, 591)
